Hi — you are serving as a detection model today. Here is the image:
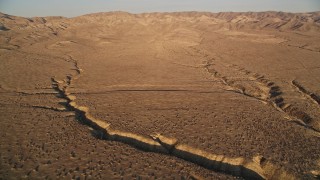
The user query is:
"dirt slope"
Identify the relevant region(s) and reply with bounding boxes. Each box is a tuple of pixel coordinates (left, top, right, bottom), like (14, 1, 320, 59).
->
(1, 11, 320, 179)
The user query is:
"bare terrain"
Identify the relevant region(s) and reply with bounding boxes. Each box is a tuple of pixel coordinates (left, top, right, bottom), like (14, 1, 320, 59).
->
(0, 11, 320, 179)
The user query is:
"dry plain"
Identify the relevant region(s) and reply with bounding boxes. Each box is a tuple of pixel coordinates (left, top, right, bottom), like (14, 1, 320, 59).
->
(0, 11, 320, 179)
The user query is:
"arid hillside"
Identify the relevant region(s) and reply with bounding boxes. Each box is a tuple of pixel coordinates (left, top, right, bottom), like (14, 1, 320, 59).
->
(0, 11, 320, 179)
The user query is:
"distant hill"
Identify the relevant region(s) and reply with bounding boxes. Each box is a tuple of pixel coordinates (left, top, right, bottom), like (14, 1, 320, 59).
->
(1, 11, 320, 32)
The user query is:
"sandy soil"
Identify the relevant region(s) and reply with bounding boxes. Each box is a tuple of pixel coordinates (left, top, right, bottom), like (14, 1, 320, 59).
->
(1, 11, 320, 179)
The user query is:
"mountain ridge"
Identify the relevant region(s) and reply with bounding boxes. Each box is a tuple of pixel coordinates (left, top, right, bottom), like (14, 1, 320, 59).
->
(1, 11, 320, 32)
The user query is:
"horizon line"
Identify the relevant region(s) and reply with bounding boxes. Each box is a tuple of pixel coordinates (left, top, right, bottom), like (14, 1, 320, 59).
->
(1, 10, 320, 18)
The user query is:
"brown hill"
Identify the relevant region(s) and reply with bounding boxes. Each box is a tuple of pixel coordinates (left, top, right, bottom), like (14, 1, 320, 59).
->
(0, 11, 320, 179)
(1, 11, 320, 32)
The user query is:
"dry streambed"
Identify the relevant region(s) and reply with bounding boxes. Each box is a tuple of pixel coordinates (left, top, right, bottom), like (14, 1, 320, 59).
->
(48, 54, 296, 179)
